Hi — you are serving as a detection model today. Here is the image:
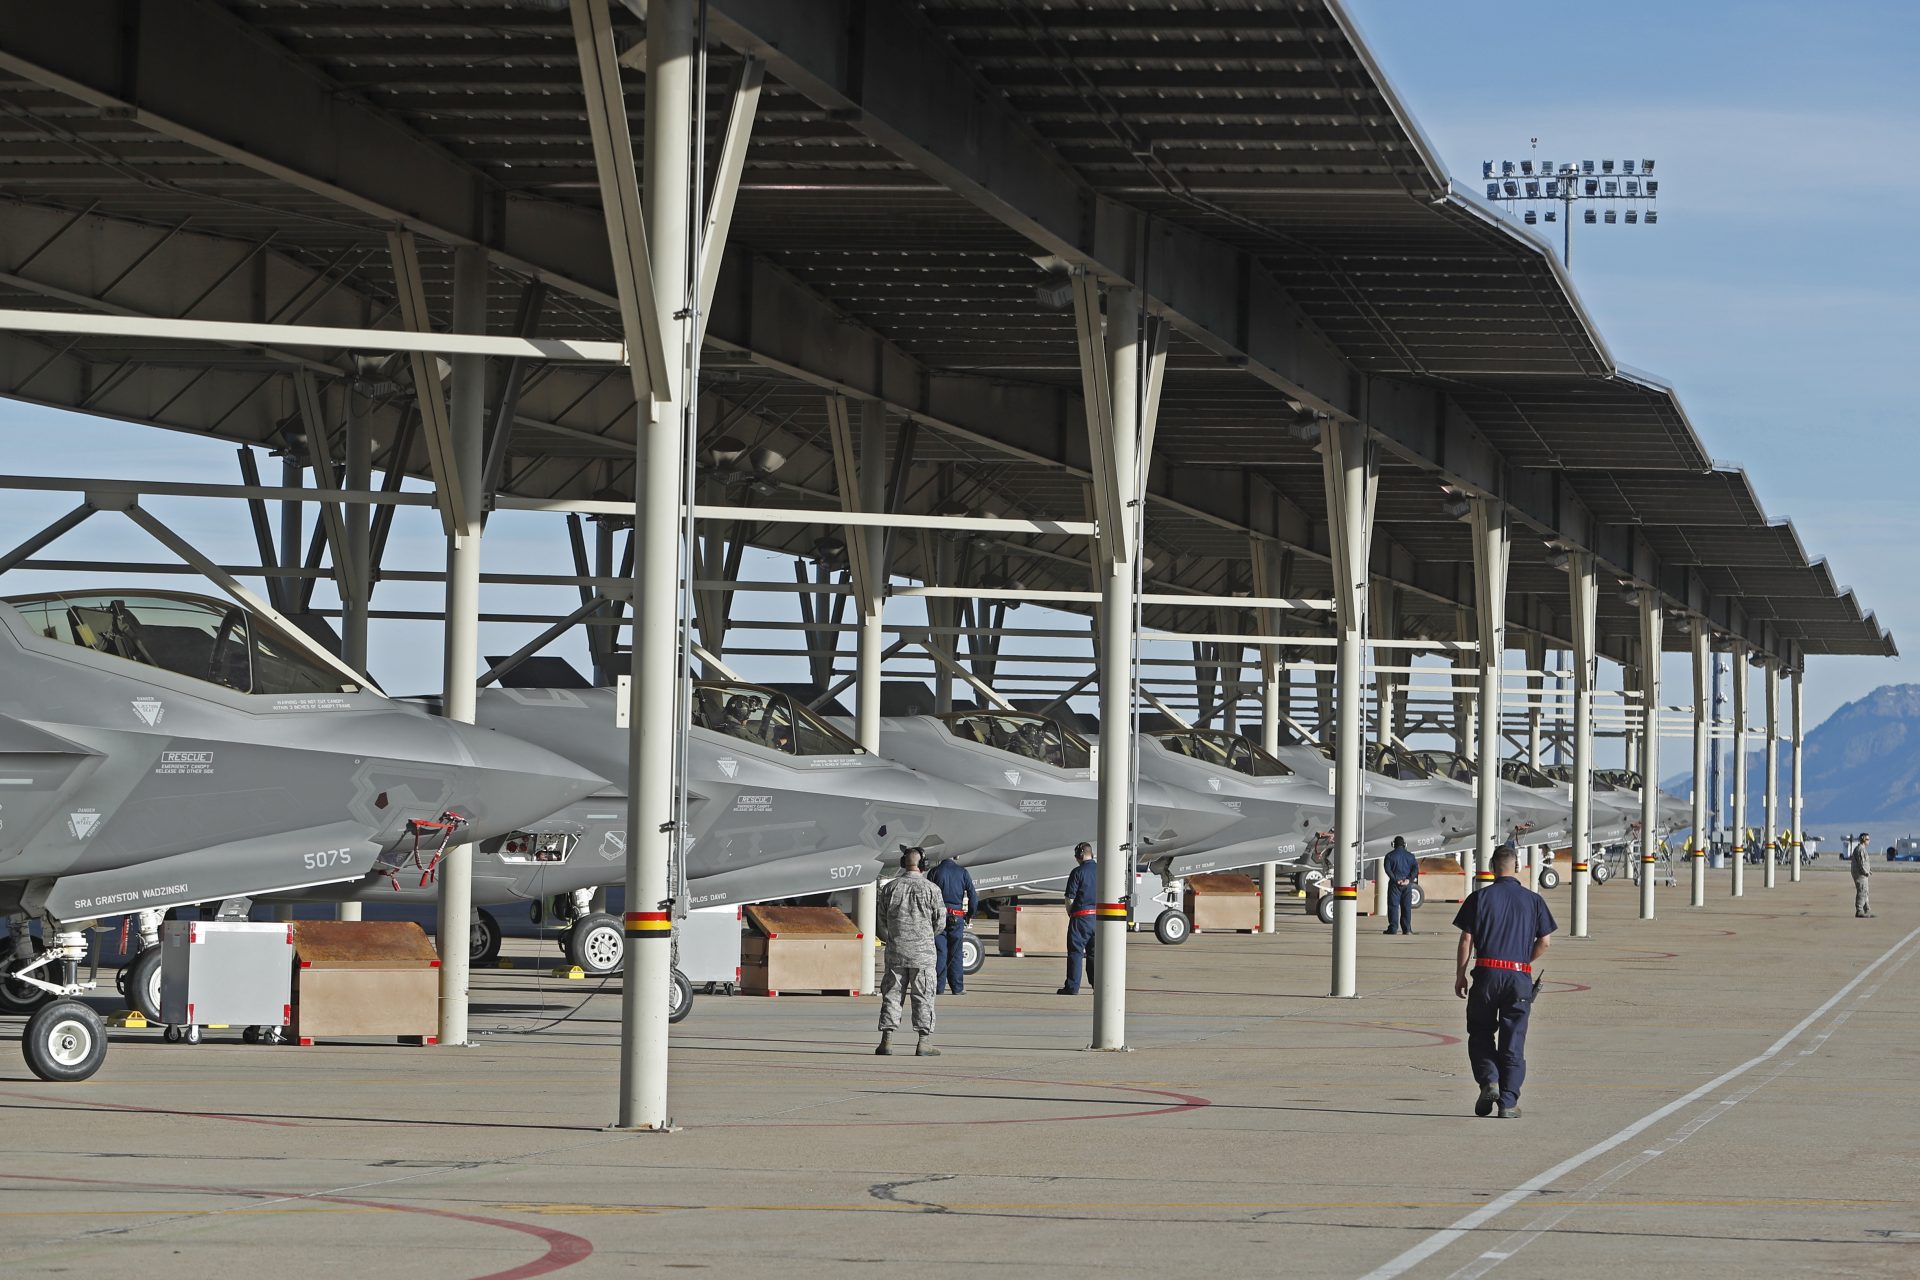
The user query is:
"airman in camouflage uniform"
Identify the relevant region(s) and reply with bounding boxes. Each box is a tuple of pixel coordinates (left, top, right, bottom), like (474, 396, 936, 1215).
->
(875, 847, 946, 1057)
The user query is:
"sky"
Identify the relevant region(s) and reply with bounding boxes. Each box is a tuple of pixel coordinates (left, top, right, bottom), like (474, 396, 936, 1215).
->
(0, 1, 1913, 739)
(1343, 0, 1920, 725)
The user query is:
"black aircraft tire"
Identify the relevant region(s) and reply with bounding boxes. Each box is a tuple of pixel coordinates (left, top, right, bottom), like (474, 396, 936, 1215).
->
(1592, 860, 1614, 885)
(960, 931, 985, 976)
(471, 908, 503, 966)
(23, 1000, 107, 1082)
(1153, 909, 1191, 945)
(567, 912, 625, 975)
(0, 948, 55, 1016)
(126, 946, 164, 1022)
(1407, 884, 1426, 911)
(1538, 866, 1561, 890)
(1315, 893, 1337, 925)
(668, 968, 694, 1024)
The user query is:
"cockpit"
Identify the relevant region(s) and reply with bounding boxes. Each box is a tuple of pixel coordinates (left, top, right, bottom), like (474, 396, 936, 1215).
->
(5, 590, 357, 695)
(942, 710, 1091, 769)
(1595, 769, 1644, 791)
(1498, 759, 1557, 789)
(1409, 749, 1478, 784)
(1153, 729, 1292, 777)
(1364, 742, 1434, 780)
(692, 681, 864, 756)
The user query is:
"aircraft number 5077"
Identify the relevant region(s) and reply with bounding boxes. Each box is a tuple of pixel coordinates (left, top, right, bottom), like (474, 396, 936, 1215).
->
(303, 849, 354, 870)
(827, 863, 864, 880)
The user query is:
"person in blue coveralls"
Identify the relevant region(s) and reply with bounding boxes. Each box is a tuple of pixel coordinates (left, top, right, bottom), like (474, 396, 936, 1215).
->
(927, 854, 977, 995)
(1057, 842, 1097, 995)
(1452, 845, 1556, 1119)
(1383, 836, 1419, 936)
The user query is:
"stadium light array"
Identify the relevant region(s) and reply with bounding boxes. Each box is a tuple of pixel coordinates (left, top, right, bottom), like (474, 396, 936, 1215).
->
(1481, 140, 1660, 266)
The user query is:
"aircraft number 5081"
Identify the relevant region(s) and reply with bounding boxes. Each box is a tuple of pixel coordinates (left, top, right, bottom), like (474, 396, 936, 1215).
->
(303, 849, 354, 870)
(827, 863, 864, 880)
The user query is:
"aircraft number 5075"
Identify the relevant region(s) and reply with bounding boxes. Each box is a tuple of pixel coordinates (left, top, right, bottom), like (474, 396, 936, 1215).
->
(303, 849, 354, 870)
(827, 863, 864, 880)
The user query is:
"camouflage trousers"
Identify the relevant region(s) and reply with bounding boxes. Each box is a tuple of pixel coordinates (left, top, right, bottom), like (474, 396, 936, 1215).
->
(1855, 875, 1871, 916)
(877, 960, 936, 1034)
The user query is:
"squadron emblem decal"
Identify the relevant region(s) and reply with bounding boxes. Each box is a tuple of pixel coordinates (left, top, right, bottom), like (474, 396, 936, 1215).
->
(67, 809, 102, 840)
(130, 697, 165, 727)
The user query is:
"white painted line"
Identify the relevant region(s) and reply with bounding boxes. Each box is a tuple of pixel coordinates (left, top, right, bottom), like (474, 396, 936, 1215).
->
(1357, 922, 1920, 1280)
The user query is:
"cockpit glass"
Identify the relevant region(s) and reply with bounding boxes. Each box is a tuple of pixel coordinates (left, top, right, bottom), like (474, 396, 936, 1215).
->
(1411, 749, 1478, 783)
(944, 711, 1091, 769)
(6, 591, 354, 695)
(1154, 730, 1290, 777)
(1596, 769, 1643, 790)
(1499, 760, 1553, 788)
(1364, 742, 1432, 780)
(692, 682, 864, 756)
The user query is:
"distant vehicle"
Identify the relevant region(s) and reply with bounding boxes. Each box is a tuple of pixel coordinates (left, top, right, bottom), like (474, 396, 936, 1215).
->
(1890, 837, 1920, 863)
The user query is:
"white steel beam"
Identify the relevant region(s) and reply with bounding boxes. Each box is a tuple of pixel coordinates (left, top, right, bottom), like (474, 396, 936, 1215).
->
(387, 230, 464, 536)
(1763, 660, 1780, 890)
(0, 307, 625, 363)
(0, 502, 94, 576)
(1469, 499, 1510, 888)
(1789, 667, 1805, 883)
(696, 57, 765, 343)
(1690, 620, 1710, 907)
(568, 0, 671, 406)
(851, 396, 887, 999)
(1638, 593, 1664, 920)
(1731, 641, 1749, 899)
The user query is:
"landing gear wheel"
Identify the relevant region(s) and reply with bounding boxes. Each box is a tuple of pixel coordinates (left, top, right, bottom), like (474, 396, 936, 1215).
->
(0, 947, 55, 1016)
(1537, 866, 1561, 890)
(1407, 883, 1426, 911)
(566, 912, 624, 975)
(125, 946, 164, 1022)
(667, 967, 693, 1025)
(23, 1000, 107, 1082)
(1592, 859, 1614, 885)
(1315, 893, 1337, 925)
(960, 930, 985, 976)
(1153, 909, 1191, 945)
(1295, 868, 1326, 893)
(471, 907, 502, 966)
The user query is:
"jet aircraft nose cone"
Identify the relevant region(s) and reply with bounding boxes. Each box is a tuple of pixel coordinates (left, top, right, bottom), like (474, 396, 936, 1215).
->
(915, 775, 1028, 856)
(440, 720, 609, 841)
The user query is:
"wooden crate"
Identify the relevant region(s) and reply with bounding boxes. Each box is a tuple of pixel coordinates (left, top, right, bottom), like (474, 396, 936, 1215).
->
(1184, 873, 1260, 933)
(1305, 878, 1377, 919)
(996, 900, 1069, 956)
(1416, 855, 1472, 903)
(289, 920, 440, 1045)
(740, 905, 863, 996)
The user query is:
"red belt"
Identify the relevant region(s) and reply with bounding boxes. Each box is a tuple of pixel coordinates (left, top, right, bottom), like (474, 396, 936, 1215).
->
(947, 907, 966, 916)
(1476, 958, 1531, 973)
(1070, 908, 1095, 918)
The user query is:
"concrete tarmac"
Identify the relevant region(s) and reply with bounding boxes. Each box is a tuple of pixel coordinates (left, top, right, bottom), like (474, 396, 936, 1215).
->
(2, 863, 1915, 1278)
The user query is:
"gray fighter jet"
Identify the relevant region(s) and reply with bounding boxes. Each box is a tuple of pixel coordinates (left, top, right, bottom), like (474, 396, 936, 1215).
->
(1407, 748, 1570, 850)
(0, 589, 606, 1081)
(260, 677, 1027, 980)
(1134, 729, 1339, 878)
(858, 707, 1242, 895)
(1268, 741, 1479, 872)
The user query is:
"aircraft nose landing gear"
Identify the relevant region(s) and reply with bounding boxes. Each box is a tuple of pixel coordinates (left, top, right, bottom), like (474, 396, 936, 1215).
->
(9, 922, 108, 1081)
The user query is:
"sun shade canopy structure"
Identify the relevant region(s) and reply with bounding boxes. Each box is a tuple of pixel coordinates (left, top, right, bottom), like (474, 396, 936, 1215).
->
(0, 0, 1890, 663)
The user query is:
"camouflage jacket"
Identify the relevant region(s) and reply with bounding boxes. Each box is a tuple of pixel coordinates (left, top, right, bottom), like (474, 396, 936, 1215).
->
(876, 871, 945, 964)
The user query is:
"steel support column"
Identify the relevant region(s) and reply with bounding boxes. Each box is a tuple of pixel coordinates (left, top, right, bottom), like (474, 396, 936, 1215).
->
(1370, 583, 1398, 918)
(1469, 501, 1510, 887)
(1320, 419, 1375, 999)
(1252, 540, 1284, 934)
(339, 390, 371, 924)
(1763, 660, 1780, 890)
(1689, 620, 1710, 907)
(1568, 552, 1597, 938)
(1731, 642, 1748, 898)
(1637, 594, 1662, 919)
(435, 244, 487, 1045)
(1790, 666, 1805, 883)
(1074, 277, 1153, 1050)
(850, 399, 887, 996)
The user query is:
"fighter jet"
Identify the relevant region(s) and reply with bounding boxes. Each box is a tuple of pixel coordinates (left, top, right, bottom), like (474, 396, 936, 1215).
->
(1134, 728, 1340, 878)
(1595, 768, 1692, 839)
(1540, 764, 1642, 846)
(1406, 748, 1570, 850)
(263, 676, 1028, 978)
(856, 705, 1241, 896)
(0, 589, 606, 1081)
(1267, 741, 1479, 874)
